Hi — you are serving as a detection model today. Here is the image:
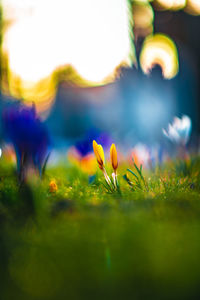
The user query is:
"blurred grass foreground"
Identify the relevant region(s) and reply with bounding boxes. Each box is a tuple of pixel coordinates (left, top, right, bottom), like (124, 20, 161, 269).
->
(1, 0, 200, 299)
(1, 156, 200, 300)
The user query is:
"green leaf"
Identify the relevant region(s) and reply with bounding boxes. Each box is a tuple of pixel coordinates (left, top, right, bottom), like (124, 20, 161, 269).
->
(133, 163, 142, 177)
(127, 169, 139, 180)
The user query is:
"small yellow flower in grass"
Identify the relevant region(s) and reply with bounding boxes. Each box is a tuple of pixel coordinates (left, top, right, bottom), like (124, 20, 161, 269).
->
(93, 140, 112, 187)
(93, 140, 105, 170)
(49, 180, 58, 193)
(110, 144, 118, 171)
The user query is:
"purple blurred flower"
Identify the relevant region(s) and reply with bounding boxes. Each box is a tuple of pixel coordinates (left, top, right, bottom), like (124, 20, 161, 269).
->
(75, 129, 111, 157)
(3, 103, 51, 181)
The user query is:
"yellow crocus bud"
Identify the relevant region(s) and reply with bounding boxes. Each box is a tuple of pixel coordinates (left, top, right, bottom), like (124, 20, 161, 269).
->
(93, 140, 105, 170)
(110, 143, 118, 171)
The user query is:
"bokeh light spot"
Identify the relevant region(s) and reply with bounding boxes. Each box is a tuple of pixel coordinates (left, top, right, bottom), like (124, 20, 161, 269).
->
(185, 0, 200, 15)
(154, 0, 186, 10)
(2, 0, 135, 114)
(140, 33, 179, 79)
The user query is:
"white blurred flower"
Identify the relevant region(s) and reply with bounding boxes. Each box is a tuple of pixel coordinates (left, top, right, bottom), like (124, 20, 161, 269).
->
(163, 115, 192, 145)
(0, 148, 2, 158)
(131, 143, 150, 168)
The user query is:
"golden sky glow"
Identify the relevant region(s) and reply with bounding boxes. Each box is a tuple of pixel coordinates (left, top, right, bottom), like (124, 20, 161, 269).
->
(2, 0, 134, 84)
(1, 0, 135, 114)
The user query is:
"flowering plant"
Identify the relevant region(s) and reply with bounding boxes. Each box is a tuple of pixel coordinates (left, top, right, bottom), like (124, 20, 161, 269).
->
(163, 115, 192, 146)
(3, 103, 51, 182)
(93, 140, 119, 192)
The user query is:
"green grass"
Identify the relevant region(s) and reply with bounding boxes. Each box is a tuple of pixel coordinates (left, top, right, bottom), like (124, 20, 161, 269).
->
(0, 157, 200, 299)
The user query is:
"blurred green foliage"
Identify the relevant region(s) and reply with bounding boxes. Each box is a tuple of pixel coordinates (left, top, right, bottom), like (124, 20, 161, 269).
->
(1, 158, 200, 299)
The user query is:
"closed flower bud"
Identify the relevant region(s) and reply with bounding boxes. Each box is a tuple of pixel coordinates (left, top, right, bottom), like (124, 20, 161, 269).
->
(110, 143, 118, 171)
(93, 140, 105, 170)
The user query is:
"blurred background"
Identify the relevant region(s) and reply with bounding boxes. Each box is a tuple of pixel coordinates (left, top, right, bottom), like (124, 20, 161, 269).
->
(0, 0, 200, 152)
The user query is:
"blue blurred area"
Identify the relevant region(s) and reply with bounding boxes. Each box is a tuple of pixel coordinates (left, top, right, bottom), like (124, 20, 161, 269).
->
(0, 10, 200, 150)
(45, 62, 198, 149)
(0, 61, 198, 150)
(2, 102, 51, 179)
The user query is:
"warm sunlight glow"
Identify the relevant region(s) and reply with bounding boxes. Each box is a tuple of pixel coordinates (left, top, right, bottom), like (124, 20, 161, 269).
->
(2, 0, 135, 113)
(140, 34, 179, 79)
(185, 0, 200, 15)
(2, 0, 134, 83)
(155, 0, 186, 10)
(132, 2, 154, 39)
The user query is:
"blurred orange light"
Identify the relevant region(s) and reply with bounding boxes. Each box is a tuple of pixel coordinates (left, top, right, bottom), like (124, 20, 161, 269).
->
(2, 145, 16, 164)
(68, 147, 97, 176)
(140, 34, 179, 79)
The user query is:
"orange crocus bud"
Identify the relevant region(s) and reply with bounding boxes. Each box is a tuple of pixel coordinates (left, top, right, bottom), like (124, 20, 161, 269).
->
(110, 143, 118, 171)
(49, 180, 58, 193)
(93, 140, 105, 170)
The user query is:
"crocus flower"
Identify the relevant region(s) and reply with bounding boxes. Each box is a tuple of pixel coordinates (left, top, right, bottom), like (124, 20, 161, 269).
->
(110, 143, 118, 188)
(3, 103, 51, 182)
(75, 139, 93, 157)
(93, 140, 105, 170)
(93, 140, 112, 187)
(110, 144, 118, 171)
(93, 140, 120, 191)
(67, 130, 111, 177)
(163, 115, 192, 145)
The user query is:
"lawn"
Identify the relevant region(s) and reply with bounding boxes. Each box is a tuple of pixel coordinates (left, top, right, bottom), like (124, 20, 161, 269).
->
(0, 157, 200, 300)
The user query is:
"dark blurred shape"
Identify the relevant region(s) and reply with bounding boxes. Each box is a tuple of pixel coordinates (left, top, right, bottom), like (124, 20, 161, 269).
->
(2, 102, 51, 182)
(51, 199, 74, 217)
(18, 182, 36, 222)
